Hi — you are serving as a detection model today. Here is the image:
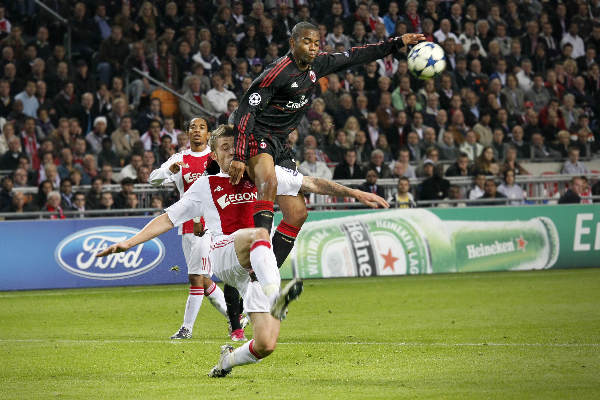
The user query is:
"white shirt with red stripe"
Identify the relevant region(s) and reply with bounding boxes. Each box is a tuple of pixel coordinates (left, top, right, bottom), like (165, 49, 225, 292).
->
(149, 147, 212, 235)
(165, 168, 303, 242)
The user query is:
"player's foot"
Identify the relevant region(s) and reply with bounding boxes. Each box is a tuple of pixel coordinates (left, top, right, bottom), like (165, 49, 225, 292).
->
(230, 328, 247, 342)
(270, 278, 303, 321)
(240, 313, 250, 329)
(208, 344, 234, 378)
(170, 326, 192, 339)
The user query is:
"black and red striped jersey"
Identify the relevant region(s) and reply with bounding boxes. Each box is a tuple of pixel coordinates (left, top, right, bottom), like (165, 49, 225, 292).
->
(232, 39, 400, 162)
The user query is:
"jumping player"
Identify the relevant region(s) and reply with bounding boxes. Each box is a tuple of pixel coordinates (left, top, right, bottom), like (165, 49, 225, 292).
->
(98, 125, 388, 377)
(229, 22, 425, 268)
(148, 117, 243, 341)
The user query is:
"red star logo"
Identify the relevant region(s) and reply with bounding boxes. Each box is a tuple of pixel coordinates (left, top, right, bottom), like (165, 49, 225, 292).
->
(516, 236, 528, 251)
(380, 248, 398, 271)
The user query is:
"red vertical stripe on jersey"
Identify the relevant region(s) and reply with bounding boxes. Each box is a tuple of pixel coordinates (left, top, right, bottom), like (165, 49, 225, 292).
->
(181, 152, 211, 234)
(260, 58, 291, 88)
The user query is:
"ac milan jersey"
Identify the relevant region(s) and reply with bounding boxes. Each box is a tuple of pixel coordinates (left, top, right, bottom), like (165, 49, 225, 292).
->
(232, 40, 398, 162)
(165, 167, 304, 241)
(149, 147, 212, 234)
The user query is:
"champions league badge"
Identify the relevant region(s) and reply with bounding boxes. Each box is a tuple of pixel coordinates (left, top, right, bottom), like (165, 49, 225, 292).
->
(309, 70, 316, 82)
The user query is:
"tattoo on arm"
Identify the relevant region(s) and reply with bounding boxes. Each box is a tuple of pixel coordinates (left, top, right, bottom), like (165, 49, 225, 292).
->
(302, 176, 354, 197)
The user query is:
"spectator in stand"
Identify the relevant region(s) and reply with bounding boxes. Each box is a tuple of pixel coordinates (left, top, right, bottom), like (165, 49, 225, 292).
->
(363, 149, 392, 179)
(140, 119, 163, 152)
(71, 192, 86, 217)
(59, 178, 74, 210)
(179, 75, 214, 122)
(114, 177, 135, 209)
(561, 146, 589, 175)
(477, 179, 507, 206)
(0, 136, 25, 170)
(438, 130, 460, 161)
(97, 191, 116, 216)
(14, 80, 38, 118)
(333, 149, 364, 180)
(509, 125, 530, 159)
(97, 137, 119, 168)
(116, 153, 142, 183)
(111, 116, 140, 160)
(85, 117, 109, 155)
(358, 169, 385, 199)
(553, 130, 572, 158)
(43, 190, 65, 219)
(472, 146, 499, 176)
(459, 130, 483, 161)
(558, 176, 585, 204)
(501, 146, 530, 176)
(573, 127, 599, 158)
(389, 176, 415, 208)
(445, 153, 472, 177)
(0, 175, 13, 210)
(12, 168, 29, 188)
(497, 169, 525, 205)
(467, 173, 486, 201)
(418, 159, 449, 204)
(530, 133, 561, 159)
(206, 73, 236, 116)
(299, 147, 332, 207)
(437, 185, 467, 208)
(85, 177, 103, 209)
(326, 129, 349, 163)
(524, 75, 551, 113)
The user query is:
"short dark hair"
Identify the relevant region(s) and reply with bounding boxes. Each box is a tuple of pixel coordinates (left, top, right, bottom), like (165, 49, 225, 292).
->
(291, 22, 318, 41)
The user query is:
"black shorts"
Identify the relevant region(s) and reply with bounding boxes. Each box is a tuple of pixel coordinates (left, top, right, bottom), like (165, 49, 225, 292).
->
(248, 133, 297, 171)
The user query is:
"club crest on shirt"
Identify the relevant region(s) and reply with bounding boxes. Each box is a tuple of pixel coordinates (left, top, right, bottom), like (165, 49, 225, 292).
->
(309, 70, 316, 82)
(249, 92, 261, 106)
(260, 141, 267, 149)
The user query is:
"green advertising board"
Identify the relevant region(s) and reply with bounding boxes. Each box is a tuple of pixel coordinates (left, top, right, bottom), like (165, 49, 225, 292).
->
(276, 204, 600, 279)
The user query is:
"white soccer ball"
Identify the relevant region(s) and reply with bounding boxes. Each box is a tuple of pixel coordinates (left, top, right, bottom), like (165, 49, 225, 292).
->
(407, 42, 446, 80)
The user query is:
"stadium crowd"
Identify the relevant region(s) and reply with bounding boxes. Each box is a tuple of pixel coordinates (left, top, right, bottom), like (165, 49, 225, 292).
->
(0, 0, 599, 219)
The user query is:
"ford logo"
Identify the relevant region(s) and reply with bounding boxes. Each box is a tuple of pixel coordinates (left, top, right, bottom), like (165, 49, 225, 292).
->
(54, 226, 165, 280)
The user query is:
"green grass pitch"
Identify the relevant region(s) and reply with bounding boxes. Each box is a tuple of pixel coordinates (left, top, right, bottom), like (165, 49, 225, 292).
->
(1, 268, 599, 399)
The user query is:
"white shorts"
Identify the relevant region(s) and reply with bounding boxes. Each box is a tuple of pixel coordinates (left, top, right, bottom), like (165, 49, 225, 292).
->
(181, 233, 211, 276)
(209, 233, 271, 313)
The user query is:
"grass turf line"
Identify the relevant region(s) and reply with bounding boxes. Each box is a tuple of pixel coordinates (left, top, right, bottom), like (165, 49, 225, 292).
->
(0, 269, 599, 399)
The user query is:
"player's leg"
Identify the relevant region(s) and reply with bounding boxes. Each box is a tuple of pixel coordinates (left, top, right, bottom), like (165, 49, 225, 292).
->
(234, 227, 280, 303)
(195, 234, 228, 320)
(272, 193, 308, 267)
(171, 234, 205, 339)
(247, 153, 277, 232)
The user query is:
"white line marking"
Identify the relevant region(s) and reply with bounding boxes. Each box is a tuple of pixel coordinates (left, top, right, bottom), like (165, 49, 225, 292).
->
(0, 339, 597, 347)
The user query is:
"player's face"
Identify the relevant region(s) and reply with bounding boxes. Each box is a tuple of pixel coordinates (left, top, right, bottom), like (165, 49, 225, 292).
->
(291, 29, 320, 65)
(188, 118, 208, 146)
(213, 136, 235, 173)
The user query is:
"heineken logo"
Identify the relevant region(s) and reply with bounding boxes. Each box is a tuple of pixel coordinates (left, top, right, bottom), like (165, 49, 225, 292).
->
(466, 236, 528, 260)
(341, 221, 377, 277)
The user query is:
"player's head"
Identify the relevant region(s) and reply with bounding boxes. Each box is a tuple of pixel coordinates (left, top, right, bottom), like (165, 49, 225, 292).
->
(209, 124, 235, 173)
(290, 22, 319, 65)
(186, 117, 209, 146)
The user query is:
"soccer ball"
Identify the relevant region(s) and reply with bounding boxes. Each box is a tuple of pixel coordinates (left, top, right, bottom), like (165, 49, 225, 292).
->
(407, 42, 446, 80)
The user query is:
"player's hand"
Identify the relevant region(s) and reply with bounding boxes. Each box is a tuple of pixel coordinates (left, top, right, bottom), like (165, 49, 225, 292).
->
(96, 242, 131, 257)
(193, 222, 206, 237)
(401, 33, 426, 46)
(353, 190, 390, 209)
(229, 160, 246, 185)
(169, 161, 186, 174)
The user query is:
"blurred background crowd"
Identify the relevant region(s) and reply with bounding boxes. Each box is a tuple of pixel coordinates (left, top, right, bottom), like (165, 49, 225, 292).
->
(0, 0, 599, 218)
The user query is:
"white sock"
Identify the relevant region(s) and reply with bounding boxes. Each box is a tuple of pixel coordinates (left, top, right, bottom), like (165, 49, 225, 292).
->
(182, 286, 204, 330)
(249, 240, 281, 304)
(222, 339, 261, 370)
(205, 282, 228, 319)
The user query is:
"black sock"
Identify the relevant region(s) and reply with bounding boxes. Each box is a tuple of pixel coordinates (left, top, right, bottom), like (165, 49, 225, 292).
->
(224, 284, 241, 331)
(272, 221, 301, 268)
(253, 200, 274, 233)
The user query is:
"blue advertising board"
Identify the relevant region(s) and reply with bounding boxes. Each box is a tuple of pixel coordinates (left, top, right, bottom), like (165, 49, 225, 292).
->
(0, 217, 188, 291)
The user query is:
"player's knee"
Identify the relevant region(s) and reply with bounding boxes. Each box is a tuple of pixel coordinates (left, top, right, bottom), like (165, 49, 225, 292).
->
(188, 274, 202, 286)
(202, 278, 213, 291)
(287, 206, 307, 226)
(254, 337, 277, 356)
(252, 227, 270, 243)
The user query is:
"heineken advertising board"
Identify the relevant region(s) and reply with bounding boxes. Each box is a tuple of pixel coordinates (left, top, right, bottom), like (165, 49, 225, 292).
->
(277, 204, 600, 279)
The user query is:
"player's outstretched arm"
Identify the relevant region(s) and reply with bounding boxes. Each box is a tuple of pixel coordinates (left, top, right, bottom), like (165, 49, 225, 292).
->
(301, 176, 389, 209)
(149, 153, 184, 186)
(96, 214, 174, 257)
